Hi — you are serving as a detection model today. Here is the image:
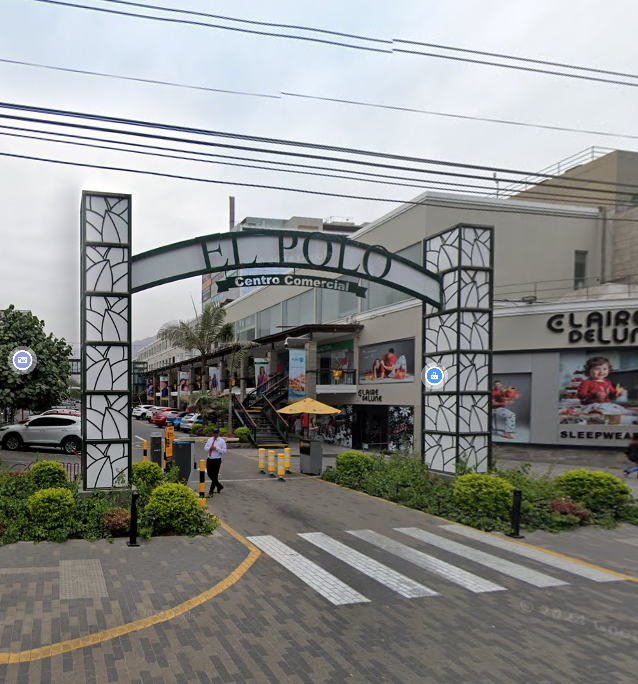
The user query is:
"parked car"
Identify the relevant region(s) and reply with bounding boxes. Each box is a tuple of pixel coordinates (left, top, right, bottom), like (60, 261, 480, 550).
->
(0, 415, 82, 454)
(18, 409, 81, 424)
(168, 411, 190, 429)
(133, 404, 155, 420)
(152, 410, 180, 428)
(141, 406, 162, 421)
(180, 413, 201, 432)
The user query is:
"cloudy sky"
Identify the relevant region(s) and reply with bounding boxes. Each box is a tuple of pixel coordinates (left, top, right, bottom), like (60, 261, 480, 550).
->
(1, 0, 638, 353)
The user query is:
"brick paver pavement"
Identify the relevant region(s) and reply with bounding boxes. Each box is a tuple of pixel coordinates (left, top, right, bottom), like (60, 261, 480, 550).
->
(0, 445, 637, 683)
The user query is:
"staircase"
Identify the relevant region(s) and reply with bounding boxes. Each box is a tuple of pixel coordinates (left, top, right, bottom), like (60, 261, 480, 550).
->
(246, 373, 289, 410)
(232, 394, 289, 448)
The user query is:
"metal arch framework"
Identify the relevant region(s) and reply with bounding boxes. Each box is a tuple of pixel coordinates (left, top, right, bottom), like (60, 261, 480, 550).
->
(80, 191, 494, 490)
(130, 229, 443, 307)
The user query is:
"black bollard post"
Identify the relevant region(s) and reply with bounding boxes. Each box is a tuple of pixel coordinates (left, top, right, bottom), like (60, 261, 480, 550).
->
(127, 490, 140, 547)
(506, 489, 524, 539)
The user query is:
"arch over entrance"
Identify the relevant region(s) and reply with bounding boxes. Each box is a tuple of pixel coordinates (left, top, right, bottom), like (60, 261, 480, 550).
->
(80, 192, 493, 489)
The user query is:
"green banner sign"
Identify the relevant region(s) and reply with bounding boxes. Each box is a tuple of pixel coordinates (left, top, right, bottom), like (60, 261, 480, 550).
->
(317, 339, 355, 354)
(216, 274, 367, 297)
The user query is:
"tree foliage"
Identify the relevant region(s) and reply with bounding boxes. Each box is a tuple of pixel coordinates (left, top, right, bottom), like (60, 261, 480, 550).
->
(0, 306, 72, 412)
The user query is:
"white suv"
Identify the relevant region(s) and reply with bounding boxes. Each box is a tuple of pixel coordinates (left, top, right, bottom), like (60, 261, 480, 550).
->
(0, 415, 82, 454)
(133, 404, 155, 420)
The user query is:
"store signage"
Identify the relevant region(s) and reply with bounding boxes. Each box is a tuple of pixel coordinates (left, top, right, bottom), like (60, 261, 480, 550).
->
(215, 274, 367, 297)
(358, 389, 383, 403)
(132, 229, 442, 305)
(559, 429, 638, 442)
(547, 310, 638, 345)
(318, 339, 354, 354)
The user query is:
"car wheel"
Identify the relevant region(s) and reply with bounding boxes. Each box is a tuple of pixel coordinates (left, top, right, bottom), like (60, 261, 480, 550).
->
(61, 436, 82, 454)
(3, 434, 23, 451)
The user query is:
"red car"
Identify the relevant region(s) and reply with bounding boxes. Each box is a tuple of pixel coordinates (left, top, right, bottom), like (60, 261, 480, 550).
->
(150, 408, 178, 427)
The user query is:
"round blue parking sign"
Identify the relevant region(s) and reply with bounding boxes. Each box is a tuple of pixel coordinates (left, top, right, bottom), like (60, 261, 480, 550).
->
(425, 367, 445, 386)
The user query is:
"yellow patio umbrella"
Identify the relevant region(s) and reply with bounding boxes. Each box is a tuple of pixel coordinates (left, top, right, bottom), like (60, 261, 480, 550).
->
(277, 397, 341, 415)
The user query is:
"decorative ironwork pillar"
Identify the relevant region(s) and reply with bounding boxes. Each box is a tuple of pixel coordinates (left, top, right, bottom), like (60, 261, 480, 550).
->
(80, 192, 132, 489)
(423, 224, 493, 473)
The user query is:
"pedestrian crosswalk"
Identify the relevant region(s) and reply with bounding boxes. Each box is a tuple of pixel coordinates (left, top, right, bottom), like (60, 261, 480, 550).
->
(247, 524, 624, 606)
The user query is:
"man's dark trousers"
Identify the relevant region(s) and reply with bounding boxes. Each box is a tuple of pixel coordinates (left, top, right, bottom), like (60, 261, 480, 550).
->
(206, 457, 223, 494)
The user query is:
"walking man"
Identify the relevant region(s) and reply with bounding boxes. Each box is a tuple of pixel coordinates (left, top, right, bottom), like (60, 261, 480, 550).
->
(204, 427, 227, 495)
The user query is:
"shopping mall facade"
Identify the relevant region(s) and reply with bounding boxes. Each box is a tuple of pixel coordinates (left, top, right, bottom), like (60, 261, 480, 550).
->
(137, 149, 638, 456)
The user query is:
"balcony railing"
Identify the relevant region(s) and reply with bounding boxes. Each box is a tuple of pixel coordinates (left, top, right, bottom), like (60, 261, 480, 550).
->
(317, 369, 357, 386)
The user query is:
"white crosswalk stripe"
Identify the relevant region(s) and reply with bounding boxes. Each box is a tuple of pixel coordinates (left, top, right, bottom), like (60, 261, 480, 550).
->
(441, 525, 624, 583)
(348, 530, 506, 594)
(396, 527, 568, 588)
(299, 532, 438, 598)
(246, 535, 370, 605)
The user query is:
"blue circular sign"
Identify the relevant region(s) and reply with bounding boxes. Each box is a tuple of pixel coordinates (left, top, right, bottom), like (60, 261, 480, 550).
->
(12, 350, 33, 371)
(425, 366, 445, 386)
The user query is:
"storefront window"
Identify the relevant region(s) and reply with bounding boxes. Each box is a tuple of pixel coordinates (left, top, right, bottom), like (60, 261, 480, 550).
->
(361, 243, 422, 312)
(257, 304, 282, 338)
(318, 276, 358, 323)
(283, 291, 314, 327)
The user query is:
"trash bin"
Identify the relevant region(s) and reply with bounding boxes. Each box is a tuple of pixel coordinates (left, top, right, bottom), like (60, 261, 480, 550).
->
(172, 441, 193, 482)
(149, 432, 164, 467)
(299, 440, 323, 475)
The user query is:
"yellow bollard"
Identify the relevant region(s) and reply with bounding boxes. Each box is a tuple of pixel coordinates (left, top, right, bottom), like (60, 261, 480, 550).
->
(277, 453, 285, 481)
(143, 440, 148, 462)
(267, 450, 276, 478)
(284, 447, 291, 474)
(258, 448, 266, 474)
(198, 459, 207, 506)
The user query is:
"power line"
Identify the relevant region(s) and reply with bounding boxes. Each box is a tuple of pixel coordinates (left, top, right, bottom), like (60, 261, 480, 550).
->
(3, 99, 638, 195)
(5, 56, 638, 145)
(0, 123, 632, 207)
(22, 0, 638, 88)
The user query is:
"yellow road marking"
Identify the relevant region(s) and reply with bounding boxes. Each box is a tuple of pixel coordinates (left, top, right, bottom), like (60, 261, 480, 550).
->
(227, 447, 638, 584)
(0, 519, 260, 665)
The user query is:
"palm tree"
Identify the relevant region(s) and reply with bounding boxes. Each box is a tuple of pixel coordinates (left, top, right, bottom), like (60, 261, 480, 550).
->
(158, 301, 236, 393)
(224, 345, 256, 430)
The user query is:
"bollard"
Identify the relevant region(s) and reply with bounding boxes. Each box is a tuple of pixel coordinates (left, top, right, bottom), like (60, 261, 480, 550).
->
(284, 447, 291, 474)
(267, 450, 276, 478)
(506, 489, 524, 539)
(198, 459, 207, 506)
(127, 491, 140, 547)
(143, 440, 148, 462)
(258, 448, 266, 474)
(277, 453, 285, 481)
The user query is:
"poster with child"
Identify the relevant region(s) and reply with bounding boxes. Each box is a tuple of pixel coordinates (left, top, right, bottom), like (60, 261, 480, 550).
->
(558, 350, 638, 444)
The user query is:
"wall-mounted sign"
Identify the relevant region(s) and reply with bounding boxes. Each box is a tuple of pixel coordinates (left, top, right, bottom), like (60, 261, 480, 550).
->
(547, 310, 638, 345)
(216, 274, 367, 297)
(132, 229, 442, 305)
(289, 350, 306, 400)
(358, 389, 382, 402)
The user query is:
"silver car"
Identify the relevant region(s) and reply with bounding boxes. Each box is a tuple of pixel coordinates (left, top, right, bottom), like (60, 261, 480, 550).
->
(0, 415, 82, 454)
(179, 413, 201, 432)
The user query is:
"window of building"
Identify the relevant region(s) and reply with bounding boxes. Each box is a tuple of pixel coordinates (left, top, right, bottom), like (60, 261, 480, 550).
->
(257, 305, 282, 338)
(361, 242, 422, 312)
(317, 276, 359, 323)
(236, 314, 256, 341)
(574, 250, 588, 289)
(283, 291, 314, 328)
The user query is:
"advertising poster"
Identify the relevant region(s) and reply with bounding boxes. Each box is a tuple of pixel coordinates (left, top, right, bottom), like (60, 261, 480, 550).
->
(288, 350, 307, 400)
(160, 376, 169, 399)
(558, 349, 638, 444)
(179, 371, 190, 398)
(209, 366, 222, 397)
(254, 358, 270, 393)
(492, 374, 532, 444)
(146, 378, 155, 401)
(359, 338, 415, 383)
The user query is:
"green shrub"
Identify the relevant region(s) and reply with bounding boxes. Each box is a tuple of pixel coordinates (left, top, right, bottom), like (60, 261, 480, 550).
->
(131, 462, 163, 490)
(202, 424, 218, 436)
(453, 474, 515, 521)
(30, 460, 68, 490)
(191, 423, 202, 434)
(234, 427, 250, 442)
(219, 427, 228, 436)
(0, 516, 6, 537)
(28, 488, 75, 529)
(334, 451, 375, 488)
(102, 508, 131, 536)
(554, 470, 631, 514)
(144, 483, 201, 534)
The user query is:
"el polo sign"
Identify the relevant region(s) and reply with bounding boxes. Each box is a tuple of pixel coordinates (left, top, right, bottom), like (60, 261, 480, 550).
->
(547, 310, 638, 345)
(132, 229, 442, 305)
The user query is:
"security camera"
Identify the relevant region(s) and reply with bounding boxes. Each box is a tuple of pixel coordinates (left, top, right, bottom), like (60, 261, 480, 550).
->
(284, 339, 290, 349)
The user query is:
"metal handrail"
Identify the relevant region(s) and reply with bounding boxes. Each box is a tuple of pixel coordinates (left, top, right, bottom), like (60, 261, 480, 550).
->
(261, 395, 289, 443)
(231, 394, 257, 444)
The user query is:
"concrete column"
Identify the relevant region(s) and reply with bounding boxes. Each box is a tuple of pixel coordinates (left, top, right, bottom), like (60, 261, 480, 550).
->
(240, 356, 248, 401)
(268, 349, 278, 377)
(305, 340, 317, 400)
